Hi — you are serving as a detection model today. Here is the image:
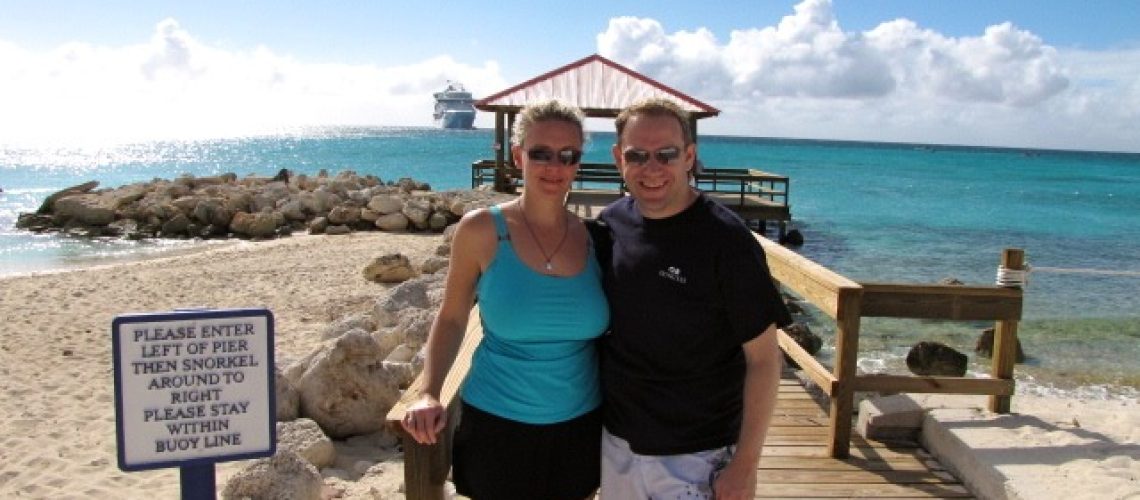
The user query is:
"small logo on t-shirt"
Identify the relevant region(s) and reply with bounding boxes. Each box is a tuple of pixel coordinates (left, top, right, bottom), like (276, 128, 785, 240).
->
(659, 266, 687, 284)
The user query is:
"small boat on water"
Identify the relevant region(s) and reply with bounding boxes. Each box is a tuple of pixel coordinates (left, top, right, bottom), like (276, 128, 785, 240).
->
(433, 81, 476, 129)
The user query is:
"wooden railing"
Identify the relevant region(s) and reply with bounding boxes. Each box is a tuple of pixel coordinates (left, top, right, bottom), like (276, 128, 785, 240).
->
(758, 237, 1025, 457)
(386, 233, 1025, 498)
(471, 160, 625, 191)
(470, 160, 789, 203)
(471, 160, 791, 232)
(385, 308, 484, 500)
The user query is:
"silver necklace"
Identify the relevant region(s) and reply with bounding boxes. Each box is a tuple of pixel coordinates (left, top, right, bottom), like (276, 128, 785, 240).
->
(518, 201, 569, 271)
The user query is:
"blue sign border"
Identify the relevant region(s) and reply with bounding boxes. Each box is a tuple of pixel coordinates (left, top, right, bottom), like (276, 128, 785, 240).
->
(112, 308, 277, 472)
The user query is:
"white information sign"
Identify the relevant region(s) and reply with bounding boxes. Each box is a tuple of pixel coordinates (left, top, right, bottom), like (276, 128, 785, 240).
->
(112, 308, 276, 471)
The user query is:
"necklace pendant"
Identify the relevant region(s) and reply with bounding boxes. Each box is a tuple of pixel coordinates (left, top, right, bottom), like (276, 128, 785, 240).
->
(545, 262, 554, 271)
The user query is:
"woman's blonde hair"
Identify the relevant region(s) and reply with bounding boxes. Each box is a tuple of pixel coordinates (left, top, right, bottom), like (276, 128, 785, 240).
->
(511, 100, 585, 147)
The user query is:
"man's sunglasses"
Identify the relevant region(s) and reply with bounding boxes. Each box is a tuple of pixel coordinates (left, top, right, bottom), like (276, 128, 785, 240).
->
(622, 146, 682, 166)
(526, 147, 582, 166)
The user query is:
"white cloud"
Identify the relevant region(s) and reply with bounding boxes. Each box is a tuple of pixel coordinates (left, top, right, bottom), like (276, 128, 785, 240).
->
(0, 18, 507, 144)
(597, 0, 1138, 152)
(1, 6, 1135, 153)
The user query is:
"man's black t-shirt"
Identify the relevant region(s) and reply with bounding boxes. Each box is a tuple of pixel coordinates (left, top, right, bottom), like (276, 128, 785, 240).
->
(596, 193, 792, 455)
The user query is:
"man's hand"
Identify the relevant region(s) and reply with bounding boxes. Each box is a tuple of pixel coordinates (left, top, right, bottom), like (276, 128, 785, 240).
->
(712, 456, 758, 500)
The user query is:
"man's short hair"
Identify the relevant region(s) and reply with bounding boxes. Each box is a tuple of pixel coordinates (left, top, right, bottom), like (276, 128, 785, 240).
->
(614, 98, 693, 145)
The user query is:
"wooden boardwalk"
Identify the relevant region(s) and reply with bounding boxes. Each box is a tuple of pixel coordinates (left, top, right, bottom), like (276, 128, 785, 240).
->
(758, 376, 973, 498)
(389, 307, 977, 499)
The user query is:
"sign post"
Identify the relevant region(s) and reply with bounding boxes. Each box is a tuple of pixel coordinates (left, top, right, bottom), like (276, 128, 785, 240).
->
(112, 308, 276, 499)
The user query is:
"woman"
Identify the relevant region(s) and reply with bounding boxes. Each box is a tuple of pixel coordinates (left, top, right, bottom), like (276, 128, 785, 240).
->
(401, 100, 609, 500)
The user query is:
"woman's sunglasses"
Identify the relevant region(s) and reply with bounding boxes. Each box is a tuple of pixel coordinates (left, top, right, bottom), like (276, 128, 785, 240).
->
(622, 146, 682, 166)
(526, 147, 582, 166)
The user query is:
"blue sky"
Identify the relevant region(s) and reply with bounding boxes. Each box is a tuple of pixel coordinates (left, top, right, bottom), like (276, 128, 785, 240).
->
(1, 0, 1138, 151)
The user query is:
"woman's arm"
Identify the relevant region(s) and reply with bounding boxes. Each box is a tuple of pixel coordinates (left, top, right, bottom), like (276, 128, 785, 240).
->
(400, 209, 495, 444)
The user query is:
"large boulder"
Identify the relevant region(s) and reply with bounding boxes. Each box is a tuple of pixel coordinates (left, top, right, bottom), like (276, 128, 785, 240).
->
(276, 367, 301, 422)
(362, 253, 417, 283)
(402, 198, 432, 229)
(53, 194, 115, 226)
(781, 322, 822, 369)
(326, 206, 360, 226)
(420, 255, 449, 274)
(160, 213, 191, 237)
(278, 199, 308, 221)
(320, 314, 378, 341)
(366, 194, 404, 215)
(393, 307, 435, 348)
(230, 211, 279, 238)
(974, 327, 1026, 363)
(36, 180, 99, 214)
(373, 276, 434, 327)
(276, 418, 336, 468)
(428, 212, 451, 231)
(192, 198, 234, 226)
(293, 330, 405, 438)
(374, 212, 409, 232)
(221, 450, 323, 500)
(906, 341, 968, 377)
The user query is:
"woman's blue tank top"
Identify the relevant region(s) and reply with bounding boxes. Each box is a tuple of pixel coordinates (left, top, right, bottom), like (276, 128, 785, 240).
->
(461, 205, 610, 424)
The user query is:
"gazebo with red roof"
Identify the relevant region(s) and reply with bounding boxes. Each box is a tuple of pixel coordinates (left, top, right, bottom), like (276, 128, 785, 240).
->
(474, 54, 720, 191)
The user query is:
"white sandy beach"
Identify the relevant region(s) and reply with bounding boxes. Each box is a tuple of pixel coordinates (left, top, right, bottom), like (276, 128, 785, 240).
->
(0, 232, 1136, 499)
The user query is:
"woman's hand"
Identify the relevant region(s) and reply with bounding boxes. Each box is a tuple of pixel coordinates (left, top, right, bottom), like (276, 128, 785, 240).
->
(400, 393, 447, 445)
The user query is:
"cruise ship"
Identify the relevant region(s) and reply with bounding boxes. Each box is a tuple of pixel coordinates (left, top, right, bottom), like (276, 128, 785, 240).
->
(433, 81, 476, 129)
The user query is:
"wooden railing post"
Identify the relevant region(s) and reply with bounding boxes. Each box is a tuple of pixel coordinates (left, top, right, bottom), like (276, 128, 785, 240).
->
(828, 287, 863, 458)
(402, 402, 461, 500)
(493, 111, 509, 193)
(989, 248, 1025, 413)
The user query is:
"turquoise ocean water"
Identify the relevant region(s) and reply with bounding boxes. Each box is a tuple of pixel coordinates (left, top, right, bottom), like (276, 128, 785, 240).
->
(2, 127, 1138, 397)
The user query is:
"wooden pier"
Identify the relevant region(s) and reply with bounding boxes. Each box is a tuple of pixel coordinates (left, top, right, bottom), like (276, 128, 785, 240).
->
(386, 226, 1026, 499)
(472, 160, 793, 237)
(758, 376, 972, 498)
(386, 305, 974, 499)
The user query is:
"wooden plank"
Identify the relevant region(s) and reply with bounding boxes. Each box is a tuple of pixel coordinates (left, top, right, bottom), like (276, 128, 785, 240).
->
(766, 433, 920, 448)
(775, 399, 826, 409)
(387, 307, 484, 500)
(401, 402, 459, 500)
(773, 407, 826, 417)
(775, 394, 820, 400)
(763, 445, 929, 460)
(386, 306, 484, 425)
(770, 415, 831, 426)
(766, 435, 916, 448)
(758, 468, 958, 484)
(768, 426, 832, 436)
(990, 249, 1025, 413)
(755, 482, 973, 498)
(828, 287, 863, 458)
(860, 282, 1022, 321)
(778, 385, 810, 392)
(854, 374, 1015, 395)
(759, 455, 947, 472)
(756, 236, 862, 319)
(778, 329, 837, 394)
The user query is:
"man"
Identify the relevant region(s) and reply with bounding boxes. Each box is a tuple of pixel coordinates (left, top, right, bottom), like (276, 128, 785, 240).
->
(595, 98, 792, 500)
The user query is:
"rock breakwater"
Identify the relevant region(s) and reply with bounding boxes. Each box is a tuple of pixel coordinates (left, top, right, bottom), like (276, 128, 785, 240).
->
(16, 170, 513, 240)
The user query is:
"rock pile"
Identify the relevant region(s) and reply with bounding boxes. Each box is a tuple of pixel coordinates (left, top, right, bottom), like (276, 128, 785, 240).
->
(224, 250, 450, 499)
(16, 170, 513, 240)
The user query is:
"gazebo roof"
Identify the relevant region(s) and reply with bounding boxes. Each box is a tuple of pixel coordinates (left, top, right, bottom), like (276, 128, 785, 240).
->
(474, 54, 719, 119)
